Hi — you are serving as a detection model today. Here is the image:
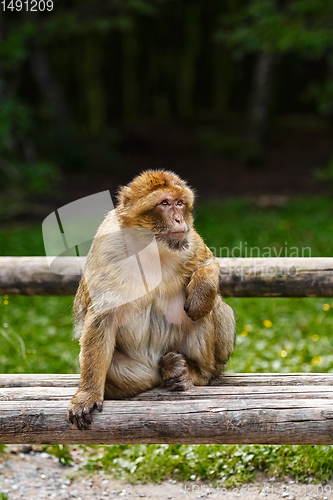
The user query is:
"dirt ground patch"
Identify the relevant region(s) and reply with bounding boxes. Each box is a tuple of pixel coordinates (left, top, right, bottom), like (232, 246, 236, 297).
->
(0, 448, 330, 500)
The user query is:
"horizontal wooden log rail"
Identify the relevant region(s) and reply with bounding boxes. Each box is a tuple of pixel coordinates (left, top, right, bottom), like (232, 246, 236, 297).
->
(1, 374, 333, 445)
(1, 256, 333, 297)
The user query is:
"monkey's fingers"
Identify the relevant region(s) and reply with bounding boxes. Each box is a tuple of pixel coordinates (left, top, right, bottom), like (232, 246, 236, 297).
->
(164, 377, 192, 391)
(68, 408, 75, 425)
(77, 410, 91, 430)
(184, 298, 199, 321)
(68, 408, 89, 430)
(82, 407, 93, 424)
(184, 298, 208, 321)
(96, 401, 103, 412)
(77, 400, 103, 428)
(68, 398, 104, 430)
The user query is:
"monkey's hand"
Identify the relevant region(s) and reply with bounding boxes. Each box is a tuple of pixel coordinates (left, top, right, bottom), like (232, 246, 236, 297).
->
(184, 279, 217, 321)
(67, 390, 103, 430)
(184, 262, 219, 321)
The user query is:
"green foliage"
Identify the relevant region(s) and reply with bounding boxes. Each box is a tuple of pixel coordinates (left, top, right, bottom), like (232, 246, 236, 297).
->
(0, 95, 61, 221)
(0, 161, 61, 221)
(0, 161, 61, 196)
(217, 0, 333, 59)
(228, 296, 333, 374)
(0, 21, 35, 70)
(192, 127, 266, 164)
(0, 98, 32, 151)
(0, 295, 78, 374)
(41, 0, 156, 39)
(0, 492, 9, 500)
(21, 162, 61, 197)
(84, 444, 333, 485)
(193, 127, 242, 159)
(85, 444, 256, 484)
(0, 225, 44, 257)
(195, 196, 333, 257)
(42, 445, 74, 466)
(305, 80, 333, 117)
(314, 158, 333, 183)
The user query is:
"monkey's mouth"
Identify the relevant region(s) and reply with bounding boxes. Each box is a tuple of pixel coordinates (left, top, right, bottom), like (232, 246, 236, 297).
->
(169, 231, 186, 239)
(157, 231, 189, 250)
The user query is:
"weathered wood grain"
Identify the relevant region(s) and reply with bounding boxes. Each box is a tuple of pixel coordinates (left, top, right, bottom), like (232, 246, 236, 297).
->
(1, 374, 333, 444)
(1, 373, 333, 388)
(1, 399, 333, 445)
(2, 385, 333, 402)
(0, 257, 79, 295)
(218, 257, 333, 297)
(0, 374, 80, 388)
(1, 257, 333, 296)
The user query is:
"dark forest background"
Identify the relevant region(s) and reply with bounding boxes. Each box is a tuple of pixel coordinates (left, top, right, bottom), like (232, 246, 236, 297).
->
(1, 0, 333, 219)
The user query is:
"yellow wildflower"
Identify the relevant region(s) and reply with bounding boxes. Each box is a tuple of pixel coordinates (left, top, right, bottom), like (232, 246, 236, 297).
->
(310, 356, 322, 366)
(263, 319, 272, 328)
(312, 334, 319, 342)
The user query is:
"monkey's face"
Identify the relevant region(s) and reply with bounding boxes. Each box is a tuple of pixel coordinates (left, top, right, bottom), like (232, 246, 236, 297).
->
(117, 170, 194, 250)
(153, 193, 191, 250)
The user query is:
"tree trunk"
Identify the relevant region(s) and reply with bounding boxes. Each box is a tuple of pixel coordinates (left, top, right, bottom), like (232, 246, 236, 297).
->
(0, 9, 4, 100)
(177, 3, 200, 120)
(30, 44, 82, 169)
(30, 45, 71, 131)
(327, 53, 333, 126)
(122, 28, 139, 121)
(247, 51, 275, 159)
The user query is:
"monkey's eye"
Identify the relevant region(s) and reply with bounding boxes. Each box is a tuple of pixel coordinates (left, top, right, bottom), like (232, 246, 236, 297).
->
(176, 200, 183, 206)
(161, 200, 169, 205)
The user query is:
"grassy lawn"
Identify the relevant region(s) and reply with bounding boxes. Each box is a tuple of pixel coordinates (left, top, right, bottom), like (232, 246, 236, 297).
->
(1, 196, 333, 485)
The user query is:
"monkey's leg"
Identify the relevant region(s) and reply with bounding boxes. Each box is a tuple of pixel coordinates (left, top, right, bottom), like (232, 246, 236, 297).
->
(184, 259, 220, 321)
(68, 311, 116, 430)
(161, 297, 236, 391)
(208, 296, 236, 385)
(104, 350, 161, 398)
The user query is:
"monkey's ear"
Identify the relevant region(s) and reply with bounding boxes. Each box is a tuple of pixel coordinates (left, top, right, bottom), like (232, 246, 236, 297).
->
(117, 186, 132, 207)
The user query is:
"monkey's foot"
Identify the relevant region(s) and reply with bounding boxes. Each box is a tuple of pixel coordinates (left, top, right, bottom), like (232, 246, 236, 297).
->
(159, 352, 192, 391)
(67, 390, 103, 430)
(209, 374, 225, 386)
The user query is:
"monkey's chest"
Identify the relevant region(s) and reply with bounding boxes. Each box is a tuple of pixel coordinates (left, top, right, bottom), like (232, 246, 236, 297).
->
(157, 289, 190, 326)
(115, 289, 192, 358)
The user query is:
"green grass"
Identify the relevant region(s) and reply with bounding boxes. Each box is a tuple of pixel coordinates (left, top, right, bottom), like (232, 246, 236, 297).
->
(0, 296, 78, 374)
(82, 443, 333, 485)
(2, 196, 333, 485)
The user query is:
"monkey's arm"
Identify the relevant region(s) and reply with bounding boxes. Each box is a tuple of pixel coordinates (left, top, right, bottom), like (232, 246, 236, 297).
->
(184, 258, 220, 321)
(67, 310, 116, 429)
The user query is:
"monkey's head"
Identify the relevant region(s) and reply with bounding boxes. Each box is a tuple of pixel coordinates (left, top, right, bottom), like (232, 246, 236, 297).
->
(117, 170, 194, 250)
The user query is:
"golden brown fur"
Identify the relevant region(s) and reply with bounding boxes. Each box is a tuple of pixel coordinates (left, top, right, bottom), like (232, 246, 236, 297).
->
(68, 170, 235, 429)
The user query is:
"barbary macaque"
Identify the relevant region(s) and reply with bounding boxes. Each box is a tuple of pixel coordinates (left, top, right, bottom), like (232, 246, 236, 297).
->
(68, 170, 235, 429)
